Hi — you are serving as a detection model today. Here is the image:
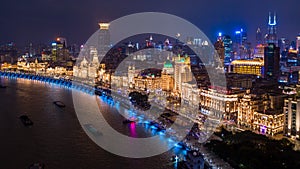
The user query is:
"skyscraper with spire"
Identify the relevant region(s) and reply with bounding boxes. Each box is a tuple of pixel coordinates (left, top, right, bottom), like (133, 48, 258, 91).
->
(265, 12, 278, 45)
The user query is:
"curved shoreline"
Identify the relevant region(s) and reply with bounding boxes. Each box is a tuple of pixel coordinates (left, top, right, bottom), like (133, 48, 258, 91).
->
(0, 71, 96, 94)
(0, 71, 228, 169)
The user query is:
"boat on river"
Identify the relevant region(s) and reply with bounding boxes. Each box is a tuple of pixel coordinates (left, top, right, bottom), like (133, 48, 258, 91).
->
(122, 119, 136, 124)
(27, 162, 45, 169)
(19, 115, 33, 126)
(53, 101, 66, 108)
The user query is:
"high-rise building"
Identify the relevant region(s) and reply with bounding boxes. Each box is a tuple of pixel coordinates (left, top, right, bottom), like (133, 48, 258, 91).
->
(278, 38, 290, 54)
(69, 44, 80, 57)
(265, 12, 278, 45)
(233, 28, 248, 59)
(174, 55, 192, 93)
(256, 28, 263, 45)
(88, 46, 100, 78)
(284, 96, 300, 139)
(25, 43, 35, 57)
(98, 23, 111, 57)
(56, 37, 67, 48)
(290, 41, 297, 50)
(214, 38, 224, 66)
(296, 34, 300, 51)
(234, 28, 247, 45)
(253, 44, 265, 59)
(223, 35, 233, 64)
(242, 31, 247, 44)
(51, 38, 69, 62)
(264, 43, 280, 80)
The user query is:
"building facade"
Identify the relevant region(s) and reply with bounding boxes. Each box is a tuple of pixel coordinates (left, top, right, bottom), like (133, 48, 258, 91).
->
(238, 90, 285, 135)
(230, 59, 264, 76)
(284, 97, 300, 139)
(173, 55, 192, 93)
(264, 43, 280, 80)
(199, 87, 243, 120)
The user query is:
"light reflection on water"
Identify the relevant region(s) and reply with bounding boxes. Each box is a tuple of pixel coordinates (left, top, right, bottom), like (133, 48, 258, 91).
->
(0, 77, 187, 169)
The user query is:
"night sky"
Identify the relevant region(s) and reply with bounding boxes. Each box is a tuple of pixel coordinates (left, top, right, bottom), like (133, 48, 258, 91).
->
(1, 0, 300, 47)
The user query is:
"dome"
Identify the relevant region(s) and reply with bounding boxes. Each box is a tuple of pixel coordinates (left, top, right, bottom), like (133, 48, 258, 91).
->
(164, 60, 173, 68)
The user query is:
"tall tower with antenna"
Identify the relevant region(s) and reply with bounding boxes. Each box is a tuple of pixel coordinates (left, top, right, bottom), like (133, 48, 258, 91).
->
(265, 12, 278, 45)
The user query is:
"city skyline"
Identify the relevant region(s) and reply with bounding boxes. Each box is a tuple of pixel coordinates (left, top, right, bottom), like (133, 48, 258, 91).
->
(1, 0, 300, 46)
(2, 2, 300, 169)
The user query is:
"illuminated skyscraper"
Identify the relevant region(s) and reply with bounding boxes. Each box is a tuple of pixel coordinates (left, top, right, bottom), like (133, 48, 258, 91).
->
(223, 35, 233, 64)
(56, 37, 67, 47)
(98, 23, 111, 57)
(264, 43, 280, 80)
(51, 37, 69, 62)
(234, 28, 247, 45)
(234, 28, 248, 59)
(235, 29, 243, 45)
(265, 12, 278, 45)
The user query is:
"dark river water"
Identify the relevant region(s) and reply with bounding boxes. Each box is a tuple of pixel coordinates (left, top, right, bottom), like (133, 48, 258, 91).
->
(0, 77, 182, 169)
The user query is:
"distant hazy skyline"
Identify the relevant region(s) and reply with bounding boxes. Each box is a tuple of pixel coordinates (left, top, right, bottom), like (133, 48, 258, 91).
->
(1, 0, 300, 46)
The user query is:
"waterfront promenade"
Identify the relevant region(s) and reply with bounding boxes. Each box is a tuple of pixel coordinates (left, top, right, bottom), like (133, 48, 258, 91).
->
(0, 71, 233, 169)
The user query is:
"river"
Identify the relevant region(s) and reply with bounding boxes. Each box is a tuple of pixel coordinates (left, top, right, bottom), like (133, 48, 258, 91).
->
(0, 77, 185, 169)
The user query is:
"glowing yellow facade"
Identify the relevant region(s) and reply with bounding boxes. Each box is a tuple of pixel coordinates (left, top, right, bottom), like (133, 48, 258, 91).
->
(199, 88, 243, 120)
(99, 23, 110, 30)
(238, 90, 284, 135)
(252, 111, 284, 136)
(134, 76, 161, 91)
(0, 63, 17, 71)
(231, 59, 264, 76)
(16, 59, 48, 74)
(161, 73, 174, 92)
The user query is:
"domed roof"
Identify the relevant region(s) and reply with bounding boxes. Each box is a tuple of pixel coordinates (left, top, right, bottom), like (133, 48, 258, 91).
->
(164, 60, 173, 68)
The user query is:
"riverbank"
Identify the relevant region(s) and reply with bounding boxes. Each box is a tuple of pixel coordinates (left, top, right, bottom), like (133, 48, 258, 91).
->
(0, 71, 96, 94)
(0, 71, 233, 169)
(0, 77, 178, 169)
